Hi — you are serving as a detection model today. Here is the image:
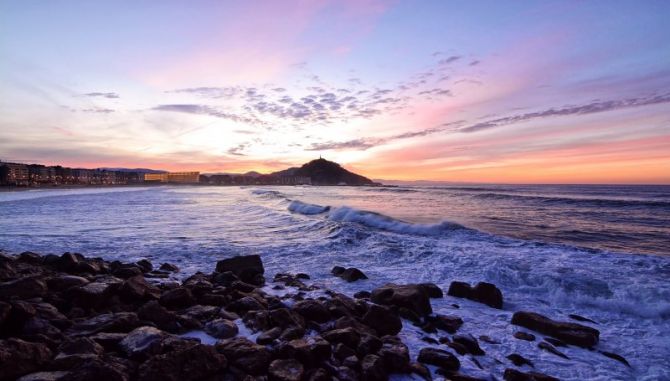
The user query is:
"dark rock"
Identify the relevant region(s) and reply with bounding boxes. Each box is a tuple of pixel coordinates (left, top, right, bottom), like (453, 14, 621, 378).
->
(60, 358, 130, 381)
(89, 332, 126, 351)
(46, 275, 89, 291)
(119, 326, 170, 359)
(279, 326, 305, 341)
(67, 279, 119, 308)
(118, 275, 160, 302)
(452, 334, 484, 355)
(600, 350, 630, 367)
(479, 335, 500, 344)
(514, 331, 536, 341)
(378, 336, 410, 372)
(354, 291, 371, 299)
(112, 265, 143, 279)
(357, 334, 382, 356)
(446, 341, 468, 355)
(543, 337, 566, 347)
(16, 371, 69, 381)
(426, 314, 463, 334)
(512, 311, 599, 348)
(68, 312, 140, 336)
(137, 301, 180, 332)
(138, 344, 227, 381)
(269, 308, 304, 329)
(371, 283, 433, 316)
(215, 255, 264, 285)
(293, 299, 331, 323)
(136, 260, 153, 273)
(256, 327, 282, 345)
(417, 347, 460, 371)
(447, 281, 503, 309)
(305, 368, 330, 381)
(229, 295, 267, 314)
(435, 371, 487, 381)
(322, 327, 361, 348)
(57, 253, 81, 273)
(0, 338, 53, 381)
(204, 319, 238, 339)
(409, 362, 432, 381)
(537, 342, 569, 359)
(0, 277, 47, 300)
(215, 337, 270, 375)
(568, 314, 597, 324)
(159, 263, 179, 272)
(421, 336, 439, 345)
(339, 268, 368, 282)
(503, 369, 559, 381)
(159, 288, 196, 310)
(507, 353, 534, 367)
(362, 304, 402, 336)
(418, 283, 444, 298)
(268, 359, 304, 381)
(331, 266, 346, 276)
(296, 273, 310, 280)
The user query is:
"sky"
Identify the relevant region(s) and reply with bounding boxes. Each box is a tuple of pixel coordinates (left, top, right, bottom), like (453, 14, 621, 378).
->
(1, 0, 669, 183)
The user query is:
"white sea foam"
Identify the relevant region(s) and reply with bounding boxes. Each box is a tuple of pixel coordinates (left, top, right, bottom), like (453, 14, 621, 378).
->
(327, 205, 464, 235)
(287, 200, 330, 215)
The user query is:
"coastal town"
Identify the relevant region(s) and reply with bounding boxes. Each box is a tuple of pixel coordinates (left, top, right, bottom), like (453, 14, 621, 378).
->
(0, 158, 373, 187)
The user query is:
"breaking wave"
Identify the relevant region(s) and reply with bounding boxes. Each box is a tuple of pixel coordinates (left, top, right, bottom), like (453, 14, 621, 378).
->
(287, 200, 330, 215)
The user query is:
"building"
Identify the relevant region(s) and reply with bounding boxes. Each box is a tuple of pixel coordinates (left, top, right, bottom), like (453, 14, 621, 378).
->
(144, 172, 200, 183)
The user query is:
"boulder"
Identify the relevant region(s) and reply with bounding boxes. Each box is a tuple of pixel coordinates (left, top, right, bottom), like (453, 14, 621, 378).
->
(215, 255, 264, 284)
(268, 359, 304, 381)
(537, 342, 569, 359)
(204, 319, 238, 339)
(119, 326, 170, 359)
(215, 337, 270, 375)
(292, 299, 331, 323)
(361, 354, 386, 381)
(452, 334, 484, 355)
(137, 301, 180, 332)
(371, 284, 432, 316)
(511, 311, 599, 348)
(339, 268, 368, 282)
(447, 281, 503, 309)
(0, 277, 47, 300)
(0, 338, 53, 381)
(507, 354, 534, 367)
(159, 263, 180, 272)
(417, 347, 460, 371)
(256, 327, 282, 345)
(159, 288, 196, 310)
(59, 357, 130, 381)
(426, 314, 463, 334)
(136, 260, 153, 273)
(362, 304, 402, 336)
(514, 331, 536, 341)
(68, 312, 140, 336)
(322, 327, 361, 348)
(378, 337, 410, 372)
(331, 266, 346, 276)
(16, 371, 69, 381)
(137, 344, 226, 381)
(118, 275, 160, 302)
(46, 275, 89, 291)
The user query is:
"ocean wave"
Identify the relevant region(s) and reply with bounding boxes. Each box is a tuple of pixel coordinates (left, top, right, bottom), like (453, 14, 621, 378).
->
(250, 189, 286, 199)
(327, 205, 466, 236)
(472, 192, 670, 208)
(287, 200, 330, 215)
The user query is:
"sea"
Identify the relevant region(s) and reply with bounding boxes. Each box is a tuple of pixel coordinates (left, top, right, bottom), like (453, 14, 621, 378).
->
(1, 184, 669, 380)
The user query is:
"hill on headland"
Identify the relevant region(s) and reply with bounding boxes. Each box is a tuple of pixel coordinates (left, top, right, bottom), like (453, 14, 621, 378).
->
(275, 158, 375, 186)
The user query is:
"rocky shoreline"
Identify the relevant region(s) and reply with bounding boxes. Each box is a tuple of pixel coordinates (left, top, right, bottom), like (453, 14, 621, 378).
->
(0, 251, 625, 381)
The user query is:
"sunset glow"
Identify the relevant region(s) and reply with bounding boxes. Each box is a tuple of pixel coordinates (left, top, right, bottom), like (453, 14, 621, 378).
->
(1, 1, 669, 183)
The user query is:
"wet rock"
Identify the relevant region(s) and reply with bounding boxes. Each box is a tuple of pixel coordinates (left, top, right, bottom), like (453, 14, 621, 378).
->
(600, 350, 631, 367)
(371, 283, 433, 316)
(68, 312, 140, 336)
(0, 338, 53, 381)
(322, 327, 361, 348)
(514, 331, 536, 341)
(215, 337, 270, 375)
(512, 311, 599, 348)
(361, 354, 386, 381)
(426, 314, 463, 334)
(378, 336, 410, 372)
(67, 279, 119, 308)
(159, 263, 179, 272)
(334, 342, 357, 360)
(537, 342, 569, 359)
(409, 362, 432, 381)
(362, 303, 402, 336)
(447, 281, 503, 309)
(339, 268, 368, 282)
(215, 255, 264, 285)
(46, 275, 89, 291)
(293, 299, 331, 323)
(331, 266, 346, 276)
(119, 326, 170, 359)
(279, 326, 305, 341)
(446, 341, 468, 355)
(136, 260, 153, 273)
(138, 343, 226, 381)
(268, 359, 304, 381)
(159, 288, 196, 310)
(354, 291, 371, 299)
(543, 337, 566, 347)
(435, 370, 487, 381)
(112, 265, 144, 279)
(269, 307, 304, 329)
(16, 371, 69, 381)
(418, 283, 444, 298)
(453, 334, 484, 355)
(0, 277, 47, 300)
(137, 300, 180, 332)
(503, 369, 559, 381)
(60, 357, 130, 381)
(89, 332, 127, 351)
(507, 353, 534, 367)
(568, 314, 597, 324)
(357, 334, 382, 356)
(417, 347, 460, 371)
(118, 275, 160, 302)
(204, 318, 238, 339)
(256, 327, 282, 344)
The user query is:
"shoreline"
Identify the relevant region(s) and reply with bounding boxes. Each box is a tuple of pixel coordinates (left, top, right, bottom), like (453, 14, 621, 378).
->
(0, 251, 624, 381)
